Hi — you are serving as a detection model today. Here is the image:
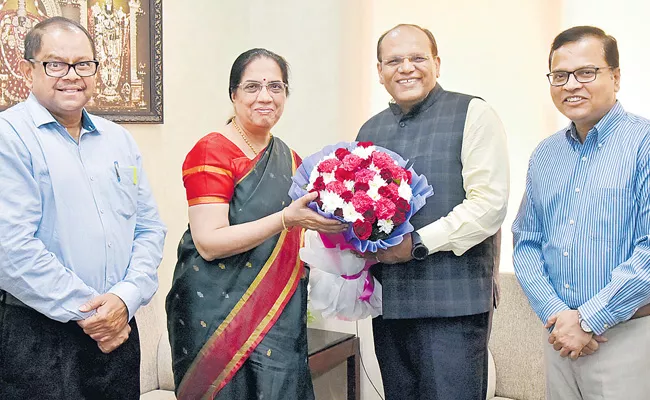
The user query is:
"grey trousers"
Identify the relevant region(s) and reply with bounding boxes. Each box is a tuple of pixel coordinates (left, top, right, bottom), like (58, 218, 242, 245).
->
(544, 315, 650, 400)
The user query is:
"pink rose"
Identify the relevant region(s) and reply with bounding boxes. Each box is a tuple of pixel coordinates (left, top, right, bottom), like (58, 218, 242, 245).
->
(317, 158, 342, 173)
(372, 151, 395, 169)
(342, 154, 363, 171)
(354, 169, 376, 184)
(351, 191, 374, 213)
(325, 181, 347, 196)
(375, 197, 396, 220)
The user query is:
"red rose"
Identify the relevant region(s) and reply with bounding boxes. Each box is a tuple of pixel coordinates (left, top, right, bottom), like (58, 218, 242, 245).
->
(341, 191, 354, 202)
(371, 151, 395, 169)
(395, 197, 411, 213)
(325, 181, 347, 195)
(392, 211, 406, 225)
(354, 182, 370, 192)
(357, 141, 374, 148)
(354, 169, 376, 184)
(351, 191, 374, 213)
(317, 158, 342, 173)
(335, 148, 351, 160)
(342, 154, 363, 171)
(353, 220, 372, 240)
(334, 208, 344, 218)
(335, 167, 355, 182)
(375, 197, 397, 220)
(359, 157, 372, 169)
(379, 168, 393, 183)
(362, 208, 377, 224)
(378, 183, 400, 201)
(312, 176, 326, 191)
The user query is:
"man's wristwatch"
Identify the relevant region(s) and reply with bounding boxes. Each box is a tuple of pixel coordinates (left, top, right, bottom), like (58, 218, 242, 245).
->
(411, 231, 429, 261)
(578, 311, 593, 333)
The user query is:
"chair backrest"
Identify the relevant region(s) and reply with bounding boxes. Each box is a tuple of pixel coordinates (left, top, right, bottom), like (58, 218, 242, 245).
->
(489, 272, 545, 400)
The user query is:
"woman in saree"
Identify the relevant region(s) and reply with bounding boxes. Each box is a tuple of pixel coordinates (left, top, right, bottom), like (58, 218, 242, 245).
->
(166, 48, 346, 400)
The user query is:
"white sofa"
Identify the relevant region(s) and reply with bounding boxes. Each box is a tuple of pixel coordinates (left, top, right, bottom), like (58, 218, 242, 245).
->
(137, 272, 545, 399)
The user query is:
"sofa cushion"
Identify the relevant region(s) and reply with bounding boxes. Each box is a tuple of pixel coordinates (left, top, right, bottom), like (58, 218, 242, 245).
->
(489, 272, 545, 400)
(140, 390, 176, 400)
(158, 331, 176, 390)
(137, 297, 164, 393)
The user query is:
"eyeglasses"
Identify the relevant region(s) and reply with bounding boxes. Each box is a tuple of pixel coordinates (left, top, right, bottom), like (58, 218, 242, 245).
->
(237, 81, 288, 95)
(381, 54, 433, 68)
(546, 66, 612, 86)
(28, 59, 99, 78)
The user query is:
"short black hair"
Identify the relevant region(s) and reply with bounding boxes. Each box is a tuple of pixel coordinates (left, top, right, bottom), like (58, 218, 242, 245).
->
(376, 24, 438, 62)
(228, 48, 290, 100)
(549, 26, 619, 70)
(24, 16, 96, 60)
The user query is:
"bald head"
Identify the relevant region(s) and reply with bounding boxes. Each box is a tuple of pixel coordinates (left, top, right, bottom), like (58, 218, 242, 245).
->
(377, 24, 438, 62)
(24, 16, 96, 61)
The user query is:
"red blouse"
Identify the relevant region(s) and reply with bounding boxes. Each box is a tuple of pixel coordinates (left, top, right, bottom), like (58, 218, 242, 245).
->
(182, 133, 300, 206)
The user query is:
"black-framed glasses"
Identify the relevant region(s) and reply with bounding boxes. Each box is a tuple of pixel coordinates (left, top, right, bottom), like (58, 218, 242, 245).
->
(237, 80, 288, 95)
(28, 59, 99, 78)
(546, 66, 612, 86)
(381, 54, 433, 68)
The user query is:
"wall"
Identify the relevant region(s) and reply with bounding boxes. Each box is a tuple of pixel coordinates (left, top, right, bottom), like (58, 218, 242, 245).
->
(123, 1, 645, 399)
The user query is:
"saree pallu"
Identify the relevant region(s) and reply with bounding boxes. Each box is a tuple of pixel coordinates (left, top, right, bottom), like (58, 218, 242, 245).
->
(166, 138, 314, 400)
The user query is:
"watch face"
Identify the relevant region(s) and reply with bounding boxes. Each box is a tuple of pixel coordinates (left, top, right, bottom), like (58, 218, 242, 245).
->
(580, 319, 592, 333)
(412, 245, 428, 260)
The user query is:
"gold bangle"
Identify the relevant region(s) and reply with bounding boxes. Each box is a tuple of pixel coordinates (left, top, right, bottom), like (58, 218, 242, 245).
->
(281, 208, 288, 231)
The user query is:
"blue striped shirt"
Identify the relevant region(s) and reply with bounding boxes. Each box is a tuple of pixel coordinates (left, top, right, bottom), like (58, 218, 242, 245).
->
(0, 94, 167, 322)
(512, 101, 650, 335)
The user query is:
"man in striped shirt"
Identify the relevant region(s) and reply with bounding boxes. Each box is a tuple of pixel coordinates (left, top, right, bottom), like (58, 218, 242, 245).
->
(513, 26, 650, 399)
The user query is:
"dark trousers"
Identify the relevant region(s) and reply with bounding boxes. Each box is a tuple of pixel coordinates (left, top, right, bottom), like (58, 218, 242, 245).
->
(372, 312, 490, 400)
(0, 296, 140, 400)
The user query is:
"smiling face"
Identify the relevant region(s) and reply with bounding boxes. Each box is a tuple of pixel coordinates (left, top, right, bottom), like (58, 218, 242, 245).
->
(231, 56, 286, 134)
(377, 25, 439, 113)
(20, 26, 95, 124)
(549, 36, 620, 136)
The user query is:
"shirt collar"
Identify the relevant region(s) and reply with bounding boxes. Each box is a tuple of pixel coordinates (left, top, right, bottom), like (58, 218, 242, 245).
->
(25, 93, 97, 134)
(564, 100, 624, 146)
(389, 82, 443, 117)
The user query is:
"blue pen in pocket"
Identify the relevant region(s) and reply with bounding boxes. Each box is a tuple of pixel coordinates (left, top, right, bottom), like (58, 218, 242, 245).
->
(114, 161, 121, 182)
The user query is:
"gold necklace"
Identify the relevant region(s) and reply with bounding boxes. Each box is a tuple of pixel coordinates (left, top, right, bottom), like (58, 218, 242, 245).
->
(231, 118, 271, 156)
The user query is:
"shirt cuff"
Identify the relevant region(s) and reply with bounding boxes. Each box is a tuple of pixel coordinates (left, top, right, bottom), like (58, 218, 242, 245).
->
(108, 282, 142, 321)
(417, 224, 454, 255)
(578, 296, 619, 335)
(540, 297, 571, 326)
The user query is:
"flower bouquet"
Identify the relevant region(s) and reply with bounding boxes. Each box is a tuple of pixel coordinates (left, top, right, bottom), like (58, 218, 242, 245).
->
(289, 141, 433, 320)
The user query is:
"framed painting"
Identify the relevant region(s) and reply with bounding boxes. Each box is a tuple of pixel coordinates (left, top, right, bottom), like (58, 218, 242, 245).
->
(0, 0, 163, 123)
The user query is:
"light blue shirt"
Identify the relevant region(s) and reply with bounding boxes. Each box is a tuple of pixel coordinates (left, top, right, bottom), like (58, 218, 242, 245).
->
(0, 94, 166, 322)
(513, 101, 650, 335)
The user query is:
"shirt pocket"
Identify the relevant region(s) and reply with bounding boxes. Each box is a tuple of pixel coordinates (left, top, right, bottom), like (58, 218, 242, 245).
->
(112, 166, 138, 219)
(586, 187, 634, 242)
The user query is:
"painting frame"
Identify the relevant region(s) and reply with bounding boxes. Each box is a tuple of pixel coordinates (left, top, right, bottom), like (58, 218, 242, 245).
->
(0, 0, 163, 123)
